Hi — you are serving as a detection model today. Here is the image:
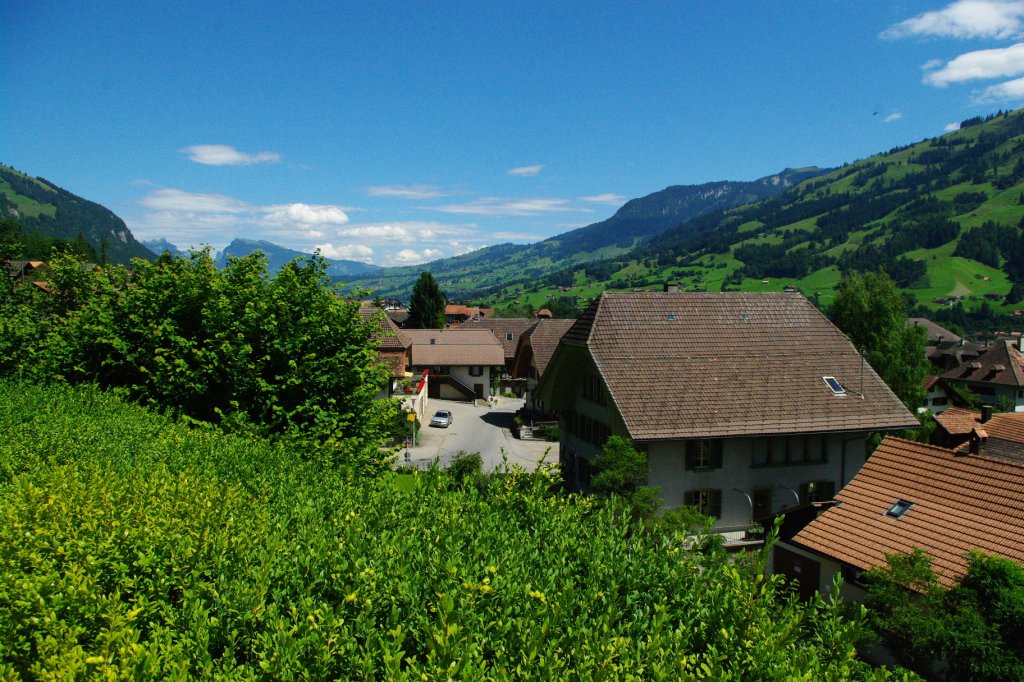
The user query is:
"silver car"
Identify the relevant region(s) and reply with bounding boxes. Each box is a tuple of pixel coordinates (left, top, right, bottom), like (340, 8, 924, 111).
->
(430, 409, 453, 428)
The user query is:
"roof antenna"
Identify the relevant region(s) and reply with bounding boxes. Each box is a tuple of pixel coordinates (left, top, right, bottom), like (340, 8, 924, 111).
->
(860, 352, 865, 399)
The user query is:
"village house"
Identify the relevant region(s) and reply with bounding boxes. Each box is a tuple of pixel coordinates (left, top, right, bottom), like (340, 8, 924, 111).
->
(535, 291, 917, 537)
(358, 302, 413, 397)
(402, 329, 504, 401)
(774, 436, 1024, 600)
(940, 337, 1024, 412)
(511, 318, 575, 411)
(932, 405, 1024, 463)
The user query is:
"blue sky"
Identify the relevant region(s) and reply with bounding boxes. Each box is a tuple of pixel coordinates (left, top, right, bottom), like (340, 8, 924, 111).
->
(4, 1, 1024, 266)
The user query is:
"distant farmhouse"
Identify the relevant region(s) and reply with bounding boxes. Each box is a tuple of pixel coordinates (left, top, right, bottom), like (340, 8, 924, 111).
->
(536, 291, 917, 538)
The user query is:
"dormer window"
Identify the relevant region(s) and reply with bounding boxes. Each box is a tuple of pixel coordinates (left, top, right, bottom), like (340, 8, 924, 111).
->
(506, 332, 514, 341)
(886, 500, 913, 519)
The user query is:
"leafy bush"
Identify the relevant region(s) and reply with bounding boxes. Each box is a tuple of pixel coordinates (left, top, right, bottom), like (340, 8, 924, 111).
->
(0, 250, 391, 471)
(865, 548, 1024, 680)
(0, 382, 902, 679)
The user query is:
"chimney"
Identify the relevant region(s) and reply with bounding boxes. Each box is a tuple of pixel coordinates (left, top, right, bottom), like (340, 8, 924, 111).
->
(969, 427, 988, 455)
(664, 282, 680, 293)
(981, 405, 993, 423)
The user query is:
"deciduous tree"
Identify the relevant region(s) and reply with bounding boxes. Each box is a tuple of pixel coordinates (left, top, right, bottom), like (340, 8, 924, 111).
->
(829, 271, 929, 410)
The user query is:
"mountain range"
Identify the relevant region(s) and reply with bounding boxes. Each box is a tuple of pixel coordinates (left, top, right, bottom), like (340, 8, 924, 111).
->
(7, 108, 1024, 323)
(0, 163, 153, 265)
(345, 167, 825, 297)
(474, 109, 1024, 318)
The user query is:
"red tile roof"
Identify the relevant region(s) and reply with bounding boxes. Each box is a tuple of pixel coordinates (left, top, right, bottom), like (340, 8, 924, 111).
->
(934, 406, 982, 436)
(792, 436, 1024, 586)
(561, 292, 917, 440)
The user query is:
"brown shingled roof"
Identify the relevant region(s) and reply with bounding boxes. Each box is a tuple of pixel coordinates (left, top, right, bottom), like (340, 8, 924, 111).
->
(453, 318, 539, 360)
(403, 329, 504, 366)
(359, 302, 408, 352)
(792, 436, 1024, 586)
(513, 318, 575, 378)
(563, 291, 917, 440)
(942, 338, 1024, 388)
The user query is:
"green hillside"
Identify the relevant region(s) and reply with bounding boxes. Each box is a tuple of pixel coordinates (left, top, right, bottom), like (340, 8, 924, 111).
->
(481, 110, 1024, 322)
(0, 164, 153, 265)
(346, 168, 824, 298)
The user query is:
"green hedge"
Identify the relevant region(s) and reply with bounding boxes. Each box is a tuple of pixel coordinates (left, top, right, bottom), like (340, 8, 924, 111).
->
(0, 382, 906, 680)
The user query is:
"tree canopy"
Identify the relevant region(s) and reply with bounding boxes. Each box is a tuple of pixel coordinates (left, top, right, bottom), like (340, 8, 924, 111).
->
(828, 271, 929, 410)
(0, 249, 394, 470)
(408, 271, 446, 329)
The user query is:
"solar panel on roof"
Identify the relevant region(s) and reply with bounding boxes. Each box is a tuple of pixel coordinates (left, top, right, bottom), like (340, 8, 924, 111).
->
(823, 376, 845, 395)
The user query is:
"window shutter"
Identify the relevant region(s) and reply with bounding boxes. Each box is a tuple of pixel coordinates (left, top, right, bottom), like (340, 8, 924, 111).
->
(710, 489, 722, 518)
(711, 441, 723, 469)
(684, 441, 695, 470)
(683, 490, 695, 506)
(799, 483, 810, 504)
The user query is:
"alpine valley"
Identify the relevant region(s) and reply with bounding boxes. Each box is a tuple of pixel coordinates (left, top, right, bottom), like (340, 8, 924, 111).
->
(6, 109, 1024, 321)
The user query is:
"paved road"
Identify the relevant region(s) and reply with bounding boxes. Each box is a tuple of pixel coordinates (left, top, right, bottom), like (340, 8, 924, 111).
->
(399, 397, 557, 472)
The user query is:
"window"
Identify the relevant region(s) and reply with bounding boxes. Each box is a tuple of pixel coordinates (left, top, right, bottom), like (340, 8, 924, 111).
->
(683, 489, 722, 518)
(582, 373, 605, 404)
(800, 480, 836, 504)
(823, 376, 846, 396)
(576, 455, 594, 488)
(751, 435, 826, 467)
(685, 440, 723, 470)
(752, 488, 773, 520)
(931, 396, 948, 406)
(886, 499, 913, 518)
(506, 332, 514, 341)
(469, 365, 483, 377)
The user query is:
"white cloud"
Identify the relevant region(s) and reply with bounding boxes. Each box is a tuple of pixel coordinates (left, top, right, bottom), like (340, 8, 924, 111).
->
(314, 243, 374, 261)
(180, 144, 281, 166)
(883, 0, 1024, 40)
(883, 112, 904, 123)
(138, 188, 251, 213)
(393, 248, 445, 264)
(944, 122, 962, 131)
(580, 193, 626, 205)
(924, 42, 1024, 85)
(367, 184, 451, 199)
(434, 197, 585, 216)
(262, 203, 350, 226)
(975, 74, 1024, 100)
(507, 164, 544, 177)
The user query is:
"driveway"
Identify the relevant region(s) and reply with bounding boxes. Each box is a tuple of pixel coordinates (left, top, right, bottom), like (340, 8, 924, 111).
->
(399, 397, 557, 472)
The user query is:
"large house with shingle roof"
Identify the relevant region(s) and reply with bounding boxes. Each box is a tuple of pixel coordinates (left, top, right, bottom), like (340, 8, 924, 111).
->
(535, 291, 918, 534)
(402, 329, 504, 401)
(775, 436, 1024, 601)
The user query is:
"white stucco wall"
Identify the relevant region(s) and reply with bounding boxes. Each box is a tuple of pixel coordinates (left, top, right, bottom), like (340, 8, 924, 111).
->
(447, 365, 497, 399)
(647, 433, 868, 532)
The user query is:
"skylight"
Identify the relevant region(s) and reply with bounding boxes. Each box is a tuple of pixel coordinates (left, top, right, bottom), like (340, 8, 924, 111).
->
(823, 376, 845, 396)
(886, 500, 913, 519)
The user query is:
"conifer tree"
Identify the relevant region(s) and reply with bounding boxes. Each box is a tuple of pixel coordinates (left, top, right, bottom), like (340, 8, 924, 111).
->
(408, 271, 445, 329)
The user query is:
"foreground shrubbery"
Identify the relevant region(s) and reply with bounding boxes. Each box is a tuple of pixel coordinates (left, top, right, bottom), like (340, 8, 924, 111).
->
(0, 250, 397, 472)
(0, 382, 909, 679)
